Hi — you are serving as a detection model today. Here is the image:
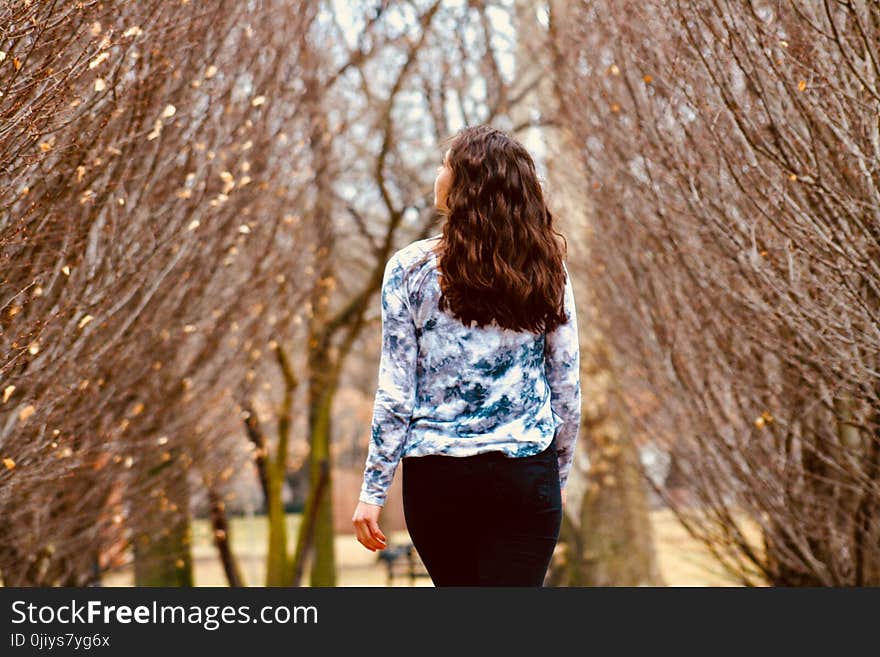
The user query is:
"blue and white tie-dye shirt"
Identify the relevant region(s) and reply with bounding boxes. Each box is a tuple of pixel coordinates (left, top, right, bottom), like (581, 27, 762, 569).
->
(358, 234, 582, 507)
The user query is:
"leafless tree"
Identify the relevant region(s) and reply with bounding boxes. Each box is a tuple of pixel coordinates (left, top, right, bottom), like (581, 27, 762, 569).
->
(0, 0, 318, 585)
(550, 0, 880, 585)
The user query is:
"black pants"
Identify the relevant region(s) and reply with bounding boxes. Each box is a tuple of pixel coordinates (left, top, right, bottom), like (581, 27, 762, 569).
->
(401, 437, 562, 586)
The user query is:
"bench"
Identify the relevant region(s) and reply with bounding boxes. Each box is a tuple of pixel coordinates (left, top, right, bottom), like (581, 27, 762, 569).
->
(376, 542, 431, 586)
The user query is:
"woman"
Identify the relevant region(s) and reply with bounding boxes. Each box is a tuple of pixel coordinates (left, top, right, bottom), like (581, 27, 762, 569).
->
(352, 124, 581, 586)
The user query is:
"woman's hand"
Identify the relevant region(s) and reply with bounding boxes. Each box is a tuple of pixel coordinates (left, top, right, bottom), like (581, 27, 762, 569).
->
(352, 501, 388, 552)
(561, 487, 567, 511)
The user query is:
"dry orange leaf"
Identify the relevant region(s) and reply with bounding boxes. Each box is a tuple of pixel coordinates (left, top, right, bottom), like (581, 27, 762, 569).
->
(18, 404, 35, 423)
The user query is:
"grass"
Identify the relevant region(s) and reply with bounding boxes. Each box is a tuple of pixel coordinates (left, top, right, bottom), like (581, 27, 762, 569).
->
(101, 508, 746, 587)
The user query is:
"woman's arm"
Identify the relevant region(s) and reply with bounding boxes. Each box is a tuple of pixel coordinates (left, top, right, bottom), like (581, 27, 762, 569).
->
(544, 261, 582, 490)
(358, 253, 418, 507)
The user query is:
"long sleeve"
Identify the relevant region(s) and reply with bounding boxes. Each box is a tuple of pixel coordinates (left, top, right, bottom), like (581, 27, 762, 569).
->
(358, 254, 418, 507)
(544, 261, 582, 489)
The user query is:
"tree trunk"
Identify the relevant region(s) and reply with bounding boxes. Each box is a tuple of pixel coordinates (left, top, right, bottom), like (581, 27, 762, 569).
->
(288, 449, 331, 587)
(264, 345, 297, 586)
(299, 55, 338, 587)
(304, 363, 337, 586)
(537, 0, 664, 586)
(577, 387, 664, 586)
(209, 488, 245, 587)
(133, 453, 193, 586)
(264, 446, 289, 586)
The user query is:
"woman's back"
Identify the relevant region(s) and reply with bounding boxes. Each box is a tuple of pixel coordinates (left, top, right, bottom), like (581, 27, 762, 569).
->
(359, 233, 581, 507)
(409, 234, 557, 446)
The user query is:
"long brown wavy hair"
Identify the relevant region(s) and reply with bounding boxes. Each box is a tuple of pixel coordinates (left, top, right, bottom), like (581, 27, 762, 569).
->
(433, 124, 569, 334)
